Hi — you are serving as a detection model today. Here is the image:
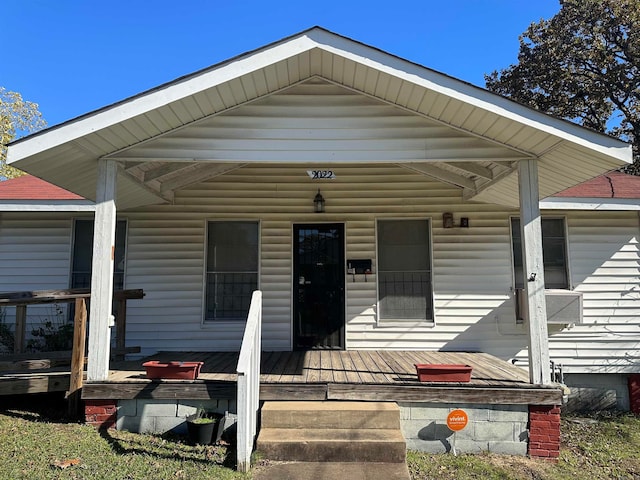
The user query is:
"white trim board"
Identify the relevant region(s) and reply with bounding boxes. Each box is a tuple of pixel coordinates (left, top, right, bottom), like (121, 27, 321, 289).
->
(0, 201, 95, 212)
(541, 197, 640, 211)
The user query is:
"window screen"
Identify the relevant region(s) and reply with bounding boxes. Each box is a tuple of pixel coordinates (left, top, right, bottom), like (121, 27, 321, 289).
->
(205, 221, 259, 321)
(377, 219, 433, 321)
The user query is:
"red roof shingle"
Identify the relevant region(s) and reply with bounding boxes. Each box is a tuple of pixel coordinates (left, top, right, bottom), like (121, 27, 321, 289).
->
(0, 175, 85, 200)
(553, 172, 640, 199)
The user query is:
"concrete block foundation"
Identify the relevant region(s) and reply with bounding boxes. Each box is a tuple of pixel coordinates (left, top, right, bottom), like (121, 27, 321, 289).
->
(84, 398, 237, 435)
(398, 403, 528, 456)
(562, 373, 630, 412)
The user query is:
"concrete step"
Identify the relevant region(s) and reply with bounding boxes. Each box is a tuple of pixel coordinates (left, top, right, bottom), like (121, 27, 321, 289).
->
(257, 427, 406, 463)
(260, 401, 400, 430)
(253, 461, 411, 480)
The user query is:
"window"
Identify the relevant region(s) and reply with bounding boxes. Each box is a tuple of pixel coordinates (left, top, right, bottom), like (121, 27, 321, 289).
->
(71, 219, 127, 290)
(377, 219, 433, 321)
(511, 217, 568, 289)
(205, 221, 259, 322)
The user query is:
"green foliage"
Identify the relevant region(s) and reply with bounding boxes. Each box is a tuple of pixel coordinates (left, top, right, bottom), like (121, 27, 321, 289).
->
(485, 0, 640, 173)
(188, 406, 220, 424)
(26, 304, 73, 353)
(0, 307, 15, 353)
(0, 87, 46, 179)
(27, 321, 74, 353)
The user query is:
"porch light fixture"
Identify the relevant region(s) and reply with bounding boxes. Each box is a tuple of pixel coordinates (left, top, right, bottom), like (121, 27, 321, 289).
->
(314, 189, 325, 213)
(443, 212, 454, 228)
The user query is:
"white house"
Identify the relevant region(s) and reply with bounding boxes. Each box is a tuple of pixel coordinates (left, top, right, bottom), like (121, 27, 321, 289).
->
(3, 28, 638, 420)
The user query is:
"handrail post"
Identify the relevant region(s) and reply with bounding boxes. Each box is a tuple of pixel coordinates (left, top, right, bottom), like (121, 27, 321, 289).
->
(115, 298, 127, 361)
(14, 305, 27, 354)
(236, 290, 262, 472)
(68, 297, 88, 418)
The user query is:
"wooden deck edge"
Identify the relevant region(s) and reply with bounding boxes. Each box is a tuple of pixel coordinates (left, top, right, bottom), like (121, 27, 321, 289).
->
(327, 383, 564, 405)
(0, 374, 70, 396)
(260, 383, 328, 400)
(82, 381, 236, 400)
(82, 380, 563, 405)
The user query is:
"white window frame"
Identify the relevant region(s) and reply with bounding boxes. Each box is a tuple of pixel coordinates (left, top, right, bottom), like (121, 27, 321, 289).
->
(202, 219, 260, 324)
(70, 217, 128, 291)
(375, 218, 435, 326)
(509, 215, 571, 290)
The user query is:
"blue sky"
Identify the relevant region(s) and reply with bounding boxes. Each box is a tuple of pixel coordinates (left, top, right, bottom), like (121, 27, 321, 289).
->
(3, 1, 560, 128)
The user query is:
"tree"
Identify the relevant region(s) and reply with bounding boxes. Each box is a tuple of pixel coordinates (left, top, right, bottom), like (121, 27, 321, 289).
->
(0, 87, 46, 179)
(485, 0, 640, 174)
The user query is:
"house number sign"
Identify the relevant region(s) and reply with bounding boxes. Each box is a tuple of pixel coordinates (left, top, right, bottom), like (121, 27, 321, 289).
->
(307, 170, 336, 179)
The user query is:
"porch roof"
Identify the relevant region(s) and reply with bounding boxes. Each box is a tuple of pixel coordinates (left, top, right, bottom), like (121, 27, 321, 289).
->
(7, 27, 632, 210)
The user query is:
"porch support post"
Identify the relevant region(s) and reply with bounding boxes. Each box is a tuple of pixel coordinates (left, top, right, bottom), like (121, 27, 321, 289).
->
(518, 159, 551, 385)
(87, 159, 118, 381)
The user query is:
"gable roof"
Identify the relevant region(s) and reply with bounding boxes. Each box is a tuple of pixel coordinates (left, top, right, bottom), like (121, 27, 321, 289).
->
(6, 27, 633, 210)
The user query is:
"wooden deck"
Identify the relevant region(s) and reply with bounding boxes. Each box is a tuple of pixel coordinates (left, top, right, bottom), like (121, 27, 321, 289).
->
(81, 351, 563, 405)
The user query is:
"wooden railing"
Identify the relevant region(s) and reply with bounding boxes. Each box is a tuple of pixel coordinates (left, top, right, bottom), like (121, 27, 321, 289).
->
(0, 289, 142, 355)
(0, 288, 144, 415)
(236, 290, 262, 472)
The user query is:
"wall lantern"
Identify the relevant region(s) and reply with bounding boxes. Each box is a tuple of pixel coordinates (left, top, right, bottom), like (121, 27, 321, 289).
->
(443, 212, 454, 228)
(314, 189, 325, 213)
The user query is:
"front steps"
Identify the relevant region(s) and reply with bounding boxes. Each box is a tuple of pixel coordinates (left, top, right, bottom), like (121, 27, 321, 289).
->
(256, 401, 409, 479)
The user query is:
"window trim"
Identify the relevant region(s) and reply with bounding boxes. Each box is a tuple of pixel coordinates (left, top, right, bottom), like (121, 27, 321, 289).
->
(375, 217, 435, 326)
(70, 217, 128, 291)
(201, 219, 261, 325)
(509, 215, 571, 290)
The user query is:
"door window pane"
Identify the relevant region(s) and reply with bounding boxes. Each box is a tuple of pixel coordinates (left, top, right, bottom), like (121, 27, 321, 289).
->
(377, 219, 433, 321)
(205, 221, 258, 321)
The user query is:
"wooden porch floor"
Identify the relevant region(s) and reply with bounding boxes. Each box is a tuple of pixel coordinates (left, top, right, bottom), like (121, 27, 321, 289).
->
(82, 350, 562, 405)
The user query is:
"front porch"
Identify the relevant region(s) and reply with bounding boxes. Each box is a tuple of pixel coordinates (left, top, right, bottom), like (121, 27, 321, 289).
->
(82, 349, 563, 461)
(82, 350, 562, 404)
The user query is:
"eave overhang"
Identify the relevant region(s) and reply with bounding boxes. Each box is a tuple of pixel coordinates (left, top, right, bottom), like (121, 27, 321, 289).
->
(7, 27, 632, 210)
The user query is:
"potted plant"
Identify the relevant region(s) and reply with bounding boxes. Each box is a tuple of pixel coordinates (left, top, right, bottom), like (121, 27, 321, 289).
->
(186, 407, 221, 445)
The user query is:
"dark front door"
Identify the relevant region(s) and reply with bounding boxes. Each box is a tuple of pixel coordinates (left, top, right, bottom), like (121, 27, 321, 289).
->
(293, 223, 345, 350)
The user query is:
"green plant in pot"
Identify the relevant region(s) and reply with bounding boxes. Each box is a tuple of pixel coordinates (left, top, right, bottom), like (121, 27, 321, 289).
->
(186, 407, 221, 445)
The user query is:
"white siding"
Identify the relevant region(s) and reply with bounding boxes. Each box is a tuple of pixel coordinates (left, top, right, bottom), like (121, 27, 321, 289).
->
(123, 164, 525, 357)
(2, 180, 638, 374)
(544, 211, 640, 373)
(0, 212, 78, 347)
(120, 168, 640, 374)
(0, 213, 76, 291)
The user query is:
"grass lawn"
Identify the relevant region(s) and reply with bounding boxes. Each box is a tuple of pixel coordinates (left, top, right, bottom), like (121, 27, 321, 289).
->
(0, 393, 638, 479)
(0, 394, 248, 480)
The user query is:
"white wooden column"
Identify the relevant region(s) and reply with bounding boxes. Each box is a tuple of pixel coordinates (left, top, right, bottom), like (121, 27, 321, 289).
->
(518, 159, 551, 385)
(87, 159, 118, 381)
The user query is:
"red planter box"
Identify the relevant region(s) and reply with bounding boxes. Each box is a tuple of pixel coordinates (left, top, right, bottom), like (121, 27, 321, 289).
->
(142, 361, 204, 380)
(415, 364, 473, 382)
